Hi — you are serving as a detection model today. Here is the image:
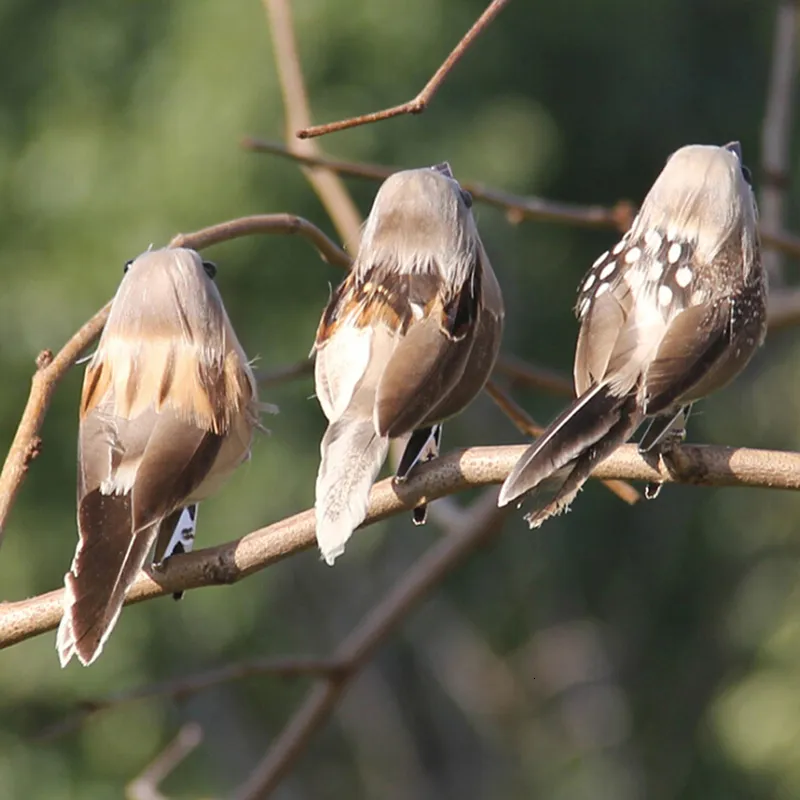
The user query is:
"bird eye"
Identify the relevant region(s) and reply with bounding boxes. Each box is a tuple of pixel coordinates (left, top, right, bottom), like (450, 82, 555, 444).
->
(741, 164, 753, 186)
(460, 189, 473, 209)
(123, 259, 133, 274)
(202, 260, 217, 279)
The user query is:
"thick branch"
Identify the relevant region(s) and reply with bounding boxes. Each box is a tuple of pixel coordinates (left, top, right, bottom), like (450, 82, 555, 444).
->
(2, 442, 800, 651)
(296, 0, 512, 139)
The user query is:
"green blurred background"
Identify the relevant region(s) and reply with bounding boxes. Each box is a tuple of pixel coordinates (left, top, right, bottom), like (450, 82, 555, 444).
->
(0, 0, 798, 797)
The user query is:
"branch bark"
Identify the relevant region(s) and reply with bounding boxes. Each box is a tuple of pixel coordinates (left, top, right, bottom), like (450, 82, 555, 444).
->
(3, 441, 800, 651)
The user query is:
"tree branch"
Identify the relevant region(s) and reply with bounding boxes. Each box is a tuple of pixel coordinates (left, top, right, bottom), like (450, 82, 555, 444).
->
(3, 441, 800, 651)
(37, 656, 347, 742)
(169, 213, 350, 268)
(232, 491, 509, 799)
(263, 0, 363, 245)
(0, 304, 111, 547)
(760, 0, 799, 285)
(296, 0, 512, 140)
(243, 138, 800, 261)
(126, 722, 204, 800)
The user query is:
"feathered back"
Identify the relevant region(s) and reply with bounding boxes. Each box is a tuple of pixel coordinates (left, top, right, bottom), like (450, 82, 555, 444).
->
(82, 248, 257, 434)
(632, 143, 759, 278)
(356, 166, 478, 299)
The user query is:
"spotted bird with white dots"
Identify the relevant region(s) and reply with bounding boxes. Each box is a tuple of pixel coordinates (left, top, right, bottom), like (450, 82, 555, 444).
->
(499, 142, 766, 525)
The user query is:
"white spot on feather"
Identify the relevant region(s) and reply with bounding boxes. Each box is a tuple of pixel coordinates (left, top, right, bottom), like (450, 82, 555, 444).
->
(658, 285, 673, 306)
(644, 230, 662, 250)
(599, 261, 616, 279)
(583, 273, 596, 291)
(624, 247, 641, 264)
(592, 251, 609, 268)
(667, 243, 682, 264)
(595, 283, 610, 298)
(648, 261, 664, 281)
(675, 266, 693, 287)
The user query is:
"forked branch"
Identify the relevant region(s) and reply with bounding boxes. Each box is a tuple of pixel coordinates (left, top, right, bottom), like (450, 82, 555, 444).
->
(296, 0, 512, 139)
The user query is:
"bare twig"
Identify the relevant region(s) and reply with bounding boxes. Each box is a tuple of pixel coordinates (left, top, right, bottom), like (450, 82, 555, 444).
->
(0, 304, 111, 547)
(232, 491, 509, 799)
(255, 358, 314, 389)
(126, 722, 204, 800)
(494, 354, 574, 395)
(263, 0, 363, 245)
(484, 379, 544, 436)
(169, 214, 351, 268)
(3, 441, 800, 650)
(243, 138, 635, 232)
(245, 138, 800, 256)
(760, 0, 799, 285)
(485, 380, 639, 505)
(38, 656, 346, 742)
(296, 0, 512, 139)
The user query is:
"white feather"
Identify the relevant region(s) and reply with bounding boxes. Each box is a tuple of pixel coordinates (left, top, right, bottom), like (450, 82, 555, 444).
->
(315, 325, 373, 422)
(314, 415, 389, 565)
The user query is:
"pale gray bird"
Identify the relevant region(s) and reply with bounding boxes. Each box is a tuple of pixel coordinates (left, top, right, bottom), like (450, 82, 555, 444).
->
(58, 247, 260, 667)
(499, 142, 766, 524)
(313, 163, 505, 564)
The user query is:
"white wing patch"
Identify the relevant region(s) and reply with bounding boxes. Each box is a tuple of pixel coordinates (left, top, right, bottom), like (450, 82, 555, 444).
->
(314, 324, 373, 422)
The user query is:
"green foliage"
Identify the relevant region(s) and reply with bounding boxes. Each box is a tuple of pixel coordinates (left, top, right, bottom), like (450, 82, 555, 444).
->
(0, 0, 797, 797)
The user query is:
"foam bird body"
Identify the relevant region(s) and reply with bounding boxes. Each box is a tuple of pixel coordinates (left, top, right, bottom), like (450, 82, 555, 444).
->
(499, 142, 766, 524)
(58, 247, 259, 666)
(313, 165, 504, 564)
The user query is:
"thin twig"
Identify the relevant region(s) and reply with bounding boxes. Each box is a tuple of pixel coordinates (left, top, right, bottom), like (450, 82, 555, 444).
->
(0, 304, 112, 547)
(3, 441, 800, 650)
(37, 656, 347, 742)
(296, 0, 512, 139)
(255, 358, 314, 389)
(493, 354, 574, 395)
(232, 491, 509, 799)
(760, 0, 799, 285)
(263, 0, 363, 245)
(243, 138, 635, 232)
(126, 722, 204, 800)
(169, 214, 351, 268)
(485, 380, 639, 505)
(245, 138, 800, 259)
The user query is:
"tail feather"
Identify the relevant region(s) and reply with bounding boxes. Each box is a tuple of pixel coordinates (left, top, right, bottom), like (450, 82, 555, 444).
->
(521, 397, 641, 527)
(57, 490, 157, 667)
(315, 415, 389, 565)
(499, 384, 638, 509)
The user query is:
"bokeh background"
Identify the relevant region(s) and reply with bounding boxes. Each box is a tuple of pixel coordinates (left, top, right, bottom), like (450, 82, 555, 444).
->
(0, 0, 798, 797)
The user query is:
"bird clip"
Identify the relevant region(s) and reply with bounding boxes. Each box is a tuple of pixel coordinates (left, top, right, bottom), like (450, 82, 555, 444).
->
(313, 164, 505, 565)
(58, 247, 261, 667)
(499, 142, 766, 525)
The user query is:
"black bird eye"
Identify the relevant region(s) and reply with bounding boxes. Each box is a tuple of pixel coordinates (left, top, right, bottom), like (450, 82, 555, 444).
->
(461, 189, 473, 209)
(741, 164, 753, 186)
(202, 260, 217, 279)
(123, 259, 133, 274)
